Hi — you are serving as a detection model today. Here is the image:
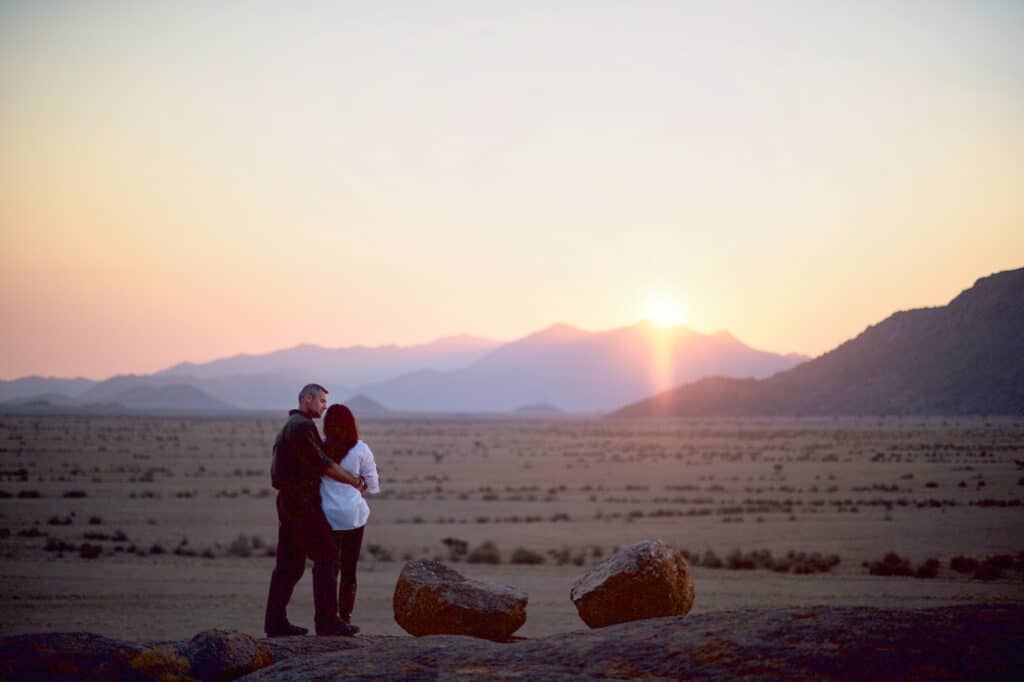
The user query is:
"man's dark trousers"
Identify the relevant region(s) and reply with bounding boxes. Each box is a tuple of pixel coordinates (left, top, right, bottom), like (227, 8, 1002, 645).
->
(264, 489, 340, 632)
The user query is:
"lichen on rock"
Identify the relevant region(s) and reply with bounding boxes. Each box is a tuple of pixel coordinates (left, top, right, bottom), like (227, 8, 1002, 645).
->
(393, 560, 528, 640)
(570, 538, 695, 628)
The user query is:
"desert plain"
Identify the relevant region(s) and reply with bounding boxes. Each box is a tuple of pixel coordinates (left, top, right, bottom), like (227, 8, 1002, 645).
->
(0, 413, 1021, 641)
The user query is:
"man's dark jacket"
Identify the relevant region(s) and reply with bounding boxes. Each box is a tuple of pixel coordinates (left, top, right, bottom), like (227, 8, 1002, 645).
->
(271, 410, 333, 494)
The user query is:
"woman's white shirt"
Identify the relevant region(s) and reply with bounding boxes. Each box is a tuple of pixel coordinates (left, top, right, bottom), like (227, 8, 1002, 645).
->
(320, 440, 380, 531)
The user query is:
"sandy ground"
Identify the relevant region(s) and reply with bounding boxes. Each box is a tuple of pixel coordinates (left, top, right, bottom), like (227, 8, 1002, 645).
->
(1, 414, 1022, 641)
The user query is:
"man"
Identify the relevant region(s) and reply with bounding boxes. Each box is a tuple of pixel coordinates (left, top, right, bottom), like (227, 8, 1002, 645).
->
(264, 383, 366, 637)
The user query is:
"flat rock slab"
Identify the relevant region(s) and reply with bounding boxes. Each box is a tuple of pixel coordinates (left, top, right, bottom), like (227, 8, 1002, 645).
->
(393, 560, 528, 641)
(0, 632, 192, 681)
(2, 605, 1022, 680)
(249, 604, 1024, 681)
(570, 538, 695, 628)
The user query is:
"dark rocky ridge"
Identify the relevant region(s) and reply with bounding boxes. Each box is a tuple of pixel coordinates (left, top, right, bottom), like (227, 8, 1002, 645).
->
(1, 604, 1021, 680)
(615, 267, 1024, 417)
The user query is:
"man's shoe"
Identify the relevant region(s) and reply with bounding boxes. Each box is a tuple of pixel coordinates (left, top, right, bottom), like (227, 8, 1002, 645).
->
(315, 619, 358, 637)
(265, 622, 308, 637)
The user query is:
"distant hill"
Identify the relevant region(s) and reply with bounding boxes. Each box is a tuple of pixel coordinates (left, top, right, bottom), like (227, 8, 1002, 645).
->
(344, 394, 389, 415)
(614, 267, 1024, 417)
(513, 402, 565, 415)
(356, 322, 803, 413)
(157, 334, 501, 386)
(0, 324, 804, 414)
(81, 384, 233, 411)
(0, 377, 95, 402)
(0, 392, 77, 407)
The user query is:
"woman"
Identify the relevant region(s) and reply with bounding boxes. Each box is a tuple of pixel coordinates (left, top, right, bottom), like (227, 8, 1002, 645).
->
(320, 403, 381, 634)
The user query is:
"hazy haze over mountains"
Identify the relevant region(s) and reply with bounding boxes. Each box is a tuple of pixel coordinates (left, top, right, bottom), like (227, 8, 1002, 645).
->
(5, 267, 1019, 415)
(614, 267, 1024, 417)
(0, 325, 801, 413)
(356, 322, 803, 413)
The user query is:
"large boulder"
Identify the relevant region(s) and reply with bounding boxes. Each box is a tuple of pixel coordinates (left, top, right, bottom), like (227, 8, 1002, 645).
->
(393, 560, 527, 641)
(185, 629, 274, 681)
(570, 539, 695, 628)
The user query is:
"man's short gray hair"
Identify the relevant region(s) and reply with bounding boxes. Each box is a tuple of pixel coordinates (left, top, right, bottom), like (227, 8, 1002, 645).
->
(298, 383, 328, 404)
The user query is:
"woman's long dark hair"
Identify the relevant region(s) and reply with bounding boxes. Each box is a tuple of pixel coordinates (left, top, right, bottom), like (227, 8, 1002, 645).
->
(323, 404, 359, 464)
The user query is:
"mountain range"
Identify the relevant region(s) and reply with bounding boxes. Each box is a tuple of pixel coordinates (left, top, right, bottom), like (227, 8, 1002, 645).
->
(4, 267, 1019, 416)
(0, 325, 802, 413)
(613, 267, 1024, 417)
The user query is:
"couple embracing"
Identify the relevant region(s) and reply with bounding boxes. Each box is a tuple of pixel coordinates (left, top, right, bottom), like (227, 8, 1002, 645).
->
(264, 383, 381, 637)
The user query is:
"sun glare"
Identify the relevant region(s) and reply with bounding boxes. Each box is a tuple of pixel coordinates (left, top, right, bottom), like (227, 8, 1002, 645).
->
(642, 297, 686, 328)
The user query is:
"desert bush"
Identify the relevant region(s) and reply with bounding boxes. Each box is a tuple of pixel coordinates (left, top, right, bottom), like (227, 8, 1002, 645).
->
(16, 490, 41, 498)
(915, 558, 940, 579)
(950, 555, 979, 574)
(867, 552, 913, 577)
(47, 515, 72, 526)
(79, 543, 102, 559)
(44, 538, 76, 552)
(509, 547, 545, 565)
(701, 550, 723, 569)
(548, 546, 571, 566)
(17, 528, 45, 538)
(442, 537, 468, 561)
(0, 528, 9, 538)
(726, 549, 755, 570)
(984, 554, 1015, 570)
(62, 490, 87, 498)
(974, 561, 1003, 581)
(227, 533, 252, 557)
(149, 543, 166, 555)
(467, 540, 501, 564)
(88, 516, 103, 525)
(366, 544, 394, 562)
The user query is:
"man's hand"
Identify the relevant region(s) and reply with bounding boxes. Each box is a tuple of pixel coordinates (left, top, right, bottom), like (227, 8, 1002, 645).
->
(324, 462, 364, 490)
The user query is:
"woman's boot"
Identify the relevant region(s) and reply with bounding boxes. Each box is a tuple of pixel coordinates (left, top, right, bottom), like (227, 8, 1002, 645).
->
(338, 583, 360, 635)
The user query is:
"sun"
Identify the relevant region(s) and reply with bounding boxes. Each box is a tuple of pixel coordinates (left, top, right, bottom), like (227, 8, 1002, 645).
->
(642, 296, 687, 328)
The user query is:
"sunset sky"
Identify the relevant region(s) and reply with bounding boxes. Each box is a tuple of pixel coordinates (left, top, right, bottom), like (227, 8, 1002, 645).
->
(1, 1, 1022, 380)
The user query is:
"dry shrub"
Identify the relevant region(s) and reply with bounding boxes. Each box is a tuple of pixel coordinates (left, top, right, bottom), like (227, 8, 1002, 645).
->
(701, 550, 723, 569)
(547, 546, 585, 566)
(950, 555, 979, 573)
(467, 540, 501, 564)
(227, 533, 252, 557)
(866, 552, 913, 577)
(366, 544, 394, 562)
(509, 547, 545, 565)
(442, 537, 468, 562)
(974, 561, 1003, 581)
(44, 538, 76, 553)
(79, 543, 102, 559)
(915, 558, 940, 579)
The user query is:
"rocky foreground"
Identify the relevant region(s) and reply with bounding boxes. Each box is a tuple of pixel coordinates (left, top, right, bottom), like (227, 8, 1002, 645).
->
(1, 603, 1021, 681)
